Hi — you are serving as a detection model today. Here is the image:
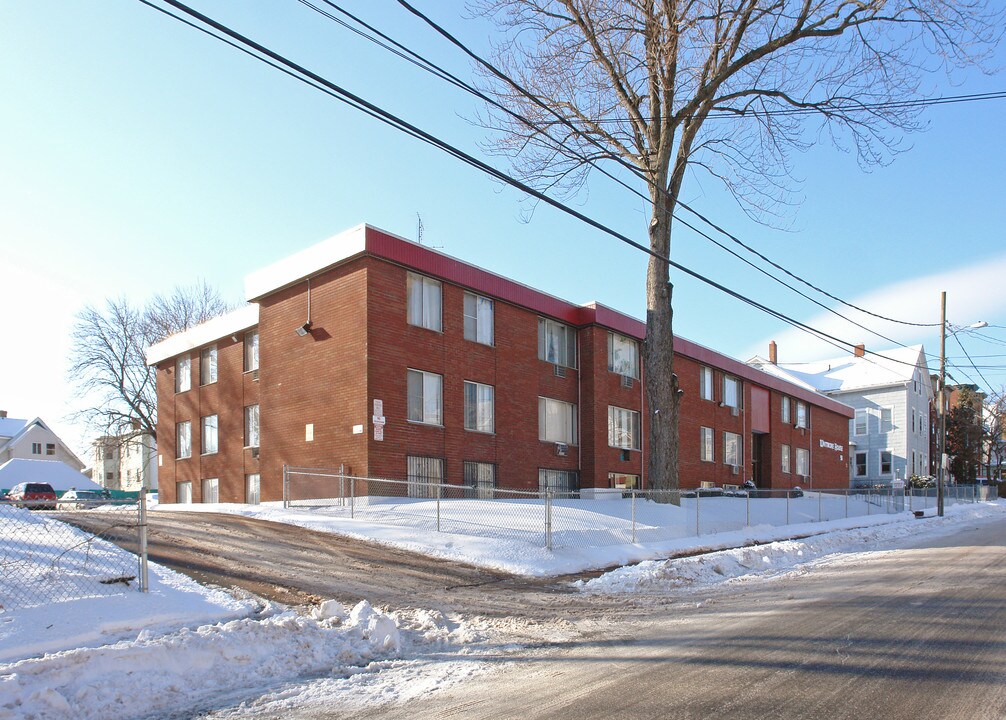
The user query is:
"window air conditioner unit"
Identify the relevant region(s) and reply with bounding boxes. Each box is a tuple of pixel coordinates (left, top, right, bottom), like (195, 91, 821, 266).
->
(621, 375, 633, 389)
(731, 406, 740, 417)
(555, 442, 568, 457)
(252, 369, 259, 381)
(251, 447, 259, 459)
(731, 465, 740, 475)
(554, 364, 566, 378)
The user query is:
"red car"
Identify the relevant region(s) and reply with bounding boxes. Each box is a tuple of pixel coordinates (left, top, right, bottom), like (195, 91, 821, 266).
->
(7, 482, 58, 510)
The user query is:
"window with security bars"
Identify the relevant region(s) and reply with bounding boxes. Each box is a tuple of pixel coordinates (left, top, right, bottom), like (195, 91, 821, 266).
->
(464, 461, 496, 499)
(538, 468, 579, 497)
(407, 456, 444, 498)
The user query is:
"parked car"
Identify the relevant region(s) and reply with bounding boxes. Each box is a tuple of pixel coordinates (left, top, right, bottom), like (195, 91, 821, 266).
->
(57, 488, 111, 510)
(8, 482, 58, 510)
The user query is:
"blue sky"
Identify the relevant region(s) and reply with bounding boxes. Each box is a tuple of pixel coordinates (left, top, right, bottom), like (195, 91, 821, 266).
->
(2, 1, 1005, 456)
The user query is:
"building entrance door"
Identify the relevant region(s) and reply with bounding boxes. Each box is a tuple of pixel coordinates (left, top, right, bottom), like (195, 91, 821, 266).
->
(751, 433, 768, 488)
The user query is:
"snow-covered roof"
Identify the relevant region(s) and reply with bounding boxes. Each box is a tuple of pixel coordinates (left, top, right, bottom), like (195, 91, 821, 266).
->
(146, 304, 259, 367)
(0, 417, 28, 440)
(0, 458, 103, 491)
(750, 345, 928, 395)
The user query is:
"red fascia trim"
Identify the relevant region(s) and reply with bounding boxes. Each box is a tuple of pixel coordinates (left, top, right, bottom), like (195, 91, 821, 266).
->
(365, 227, 852, 418)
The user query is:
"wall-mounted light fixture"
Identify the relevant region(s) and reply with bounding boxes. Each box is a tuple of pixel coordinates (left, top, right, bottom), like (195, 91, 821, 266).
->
(295, 322, 312, 337)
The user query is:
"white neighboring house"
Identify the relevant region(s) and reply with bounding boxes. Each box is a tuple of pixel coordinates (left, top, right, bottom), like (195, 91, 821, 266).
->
(92, 431, 158, 492)
(749, 345, 933, 487)
(0, 413, 85, 472)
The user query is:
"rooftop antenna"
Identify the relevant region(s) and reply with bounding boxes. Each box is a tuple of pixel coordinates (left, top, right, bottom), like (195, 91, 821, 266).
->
(416, 213, 424, 245)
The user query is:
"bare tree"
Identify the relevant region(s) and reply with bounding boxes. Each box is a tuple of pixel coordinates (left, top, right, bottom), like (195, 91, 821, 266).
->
(69, 282, 231, 442)
(982, 387, 1006, 480)
(472, 0, 1002, 492)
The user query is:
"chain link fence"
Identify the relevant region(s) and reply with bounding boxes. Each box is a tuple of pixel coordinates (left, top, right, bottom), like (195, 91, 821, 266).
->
(0, 493, 149, 611)
(283, 466, 992, 550)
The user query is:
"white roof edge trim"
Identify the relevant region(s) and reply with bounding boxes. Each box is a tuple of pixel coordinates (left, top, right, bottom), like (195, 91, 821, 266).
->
(244, 224, 369, 301)
(146, 304, 260, 366)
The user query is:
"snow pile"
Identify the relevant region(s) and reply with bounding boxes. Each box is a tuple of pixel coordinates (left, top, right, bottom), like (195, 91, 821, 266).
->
(578, 501, 1006, 594)
(0, 600, 405, 720)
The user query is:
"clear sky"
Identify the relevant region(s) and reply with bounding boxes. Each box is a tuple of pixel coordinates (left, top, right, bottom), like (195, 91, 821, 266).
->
(2, 2, 1005, 459)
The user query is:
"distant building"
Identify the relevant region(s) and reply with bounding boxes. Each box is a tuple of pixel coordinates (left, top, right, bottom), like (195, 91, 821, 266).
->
(91, 430, 158, 492)
(0, 412, 84, 471)
(750, 344, 933, 487)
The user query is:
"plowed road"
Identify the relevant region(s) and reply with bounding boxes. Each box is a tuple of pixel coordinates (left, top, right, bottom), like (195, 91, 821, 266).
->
(144, 511, 1006, 719)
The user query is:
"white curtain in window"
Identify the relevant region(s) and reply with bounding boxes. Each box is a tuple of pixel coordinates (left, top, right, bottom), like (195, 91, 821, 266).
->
(407, 370, 424, 422)
(176, 356, 191, 392)
(202, 415, 218, 454)
(476, 295, 493, 344)
(724, 432, 741, 466)
(177, 421, 191, 459)
(465, 381, 494, 432)
(607, 406, 639, 450)
(608, 333, 638, 377)
(407, 273, 424, 327)
(245, 405, 260, 447)
(723, 377, 739, 408)
(423, 372, 442, 424)
(245, 331, 259, 371)
(539, 397, 575, 443)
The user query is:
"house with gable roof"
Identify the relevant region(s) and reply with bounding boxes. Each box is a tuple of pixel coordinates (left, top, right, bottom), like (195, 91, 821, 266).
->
(0, 412, 84, 471)
(749, 344, 933, 487)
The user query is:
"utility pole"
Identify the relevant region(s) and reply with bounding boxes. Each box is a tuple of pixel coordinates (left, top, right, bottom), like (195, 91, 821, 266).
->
(938, 291, 947, 517)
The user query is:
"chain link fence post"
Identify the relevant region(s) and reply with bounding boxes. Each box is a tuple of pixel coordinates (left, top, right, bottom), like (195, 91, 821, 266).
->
(283, 464, 289, 509)
(695, 491, 701, 536)
(631, 489, 636, 544)
(350, 476, 356, 519)
(437, 482, 442, 532)
(545, 489, 553, 551)
(139, 488, 149, 593)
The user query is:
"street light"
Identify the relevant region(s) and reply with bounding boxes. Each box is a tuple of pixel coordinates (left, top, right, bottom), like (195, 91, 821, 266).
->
(937, 290, 987, 517)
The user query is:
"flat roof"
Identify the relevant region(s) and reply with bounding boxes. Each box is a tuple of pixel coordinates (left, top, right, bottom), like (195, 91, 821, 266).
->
(146, 304, 259, 367)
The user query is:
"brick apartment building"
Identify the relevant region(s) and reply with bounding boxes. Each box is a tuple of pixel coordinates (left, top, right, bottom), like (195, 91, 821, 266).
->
(147, 224, 854, 504)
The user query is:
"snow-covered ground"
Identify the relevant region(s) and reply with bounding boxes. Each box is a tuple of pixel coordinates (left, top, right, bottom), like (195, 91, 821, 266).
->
(2, 498, 1003, 719)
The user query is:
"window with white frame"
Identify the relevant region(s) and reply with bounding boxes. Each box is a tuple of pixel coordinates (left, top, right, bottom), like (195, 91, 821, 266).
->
(244, 404, 260, 448)
(700, 427, 714, 462)
(176, 421, 192, 459)
(244, 330, 259, 372)
(796, 448, 809, 476)
(31, 442, 42, 455)
(463, 292, 494, 345)
(855, 451, 868, 477)
(464, 461, 496, 499)
(781, 397, 791, 424)
(607, 406, 641, 450)
(912, 408, 916, 433)
(538, 397, 577, 444)
(463, 381, 494, 433)
(854, 409, 869, 436)
(538, 318, 576, 368)
(407, 369, 443, 425)
(200, 345, 218, 386)
(881, 407, 893, 433)
(407, 456, 444, 498)
(781, 444, 791, 473)
(406, 272, 442, 332)
(608, 332, 639, 378)
(538, 468, 579, 496)
(795, 401, 808, 429)
(723, 376, 740, 408)
(699, 366, 714, 401)
(246, 473, 261, 505)
(880, 450, 893, 475)
(723, 431, 742, 467)
(176, 354, 191, 393)
(201, 415, 218, 455)
(177, 481, 192, 504)
(201, 478, 219, 504)
(45, 443, 55, 456)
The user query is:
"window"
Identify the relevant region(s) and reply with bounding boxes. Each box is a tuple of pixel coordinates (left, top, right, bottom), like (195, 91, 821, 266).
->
(464, 381, 495, 433)
(609, 473, 639, 489)
(795, 401, 808, 429)
(538, 318, 576, 368)
(538, 397, 577, 444)
(881, 407, 893, 433)
(246, 473, 260, 505)
(699, 367, 714, 401)
(463, 292, 494, 345)
(855, 452, 868, 477)
(202, 478, 219, 504)
(781, 444, 791, 474)
(796, 448, 809, 476)
(781, 397, 791, 424)
(700, 427, 714, 462)
(200, 345, 217, 385)
(106, 472, 113, 481)
(608, 332, 639, 378)
(723, 376, 740, 408)
(912, 408, 916, 434)
(407, 369, 443, 425)
(175, 355, 191, 393)
(407, 272, 442, 332)
(607, 406, 641, 450)
(31, 442, 41, 455)
(538, 468, 579, 496)
(723, 431, 742, 467)
(880, 450, 893, 476)
(245, 404, 260, 448)
(177, 481, 192, 504)
(464, 461, 496, 499)
(46, 443, 55, 456)
(854, 409, 869, 436)
(201, 415, 218, 455)
(176, 421, 191, 459)
(407, 456, 444, 498)
(244, 331, 259, 372)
